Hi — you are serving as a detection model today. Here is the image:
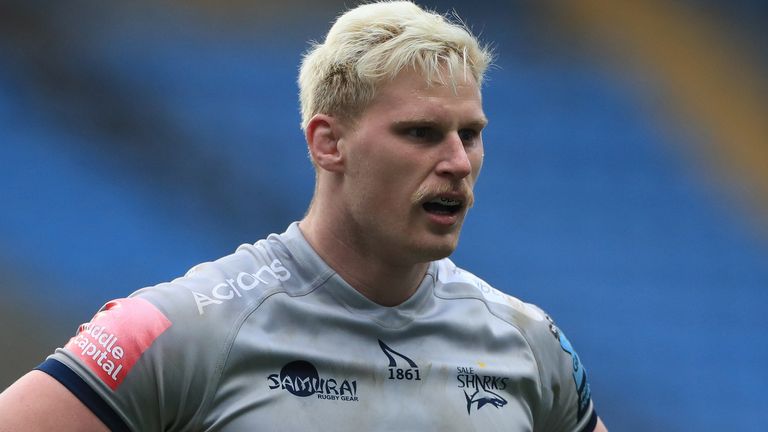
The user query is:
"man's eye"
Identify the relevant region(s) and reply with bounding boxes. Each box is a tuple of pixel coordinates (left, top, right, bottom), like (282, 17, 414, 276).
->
(406, 127, 441, 141)
(458, 128, 479, 143)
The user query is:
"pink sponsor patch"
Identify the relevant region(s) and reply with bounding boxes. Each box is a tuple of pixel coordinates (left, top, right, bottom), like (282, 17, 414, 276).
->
(65, 297, 172, 390)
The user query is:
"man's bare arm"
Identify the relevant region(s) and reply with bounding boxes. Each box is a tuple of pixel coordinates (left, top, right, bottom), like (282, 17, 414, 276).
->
(0, 370, 108, 432)
(595, 416, 609, 432)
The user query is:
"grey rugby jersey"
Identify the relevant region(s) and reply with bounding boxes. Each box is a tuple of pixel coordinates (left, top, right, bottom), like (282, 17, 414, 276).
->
(39, 222, 597, 431)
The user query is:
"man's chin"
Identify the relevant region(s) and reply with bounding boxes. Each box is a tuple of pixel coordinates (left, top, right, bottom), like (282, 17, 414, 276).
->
(410, 236, 460, 262)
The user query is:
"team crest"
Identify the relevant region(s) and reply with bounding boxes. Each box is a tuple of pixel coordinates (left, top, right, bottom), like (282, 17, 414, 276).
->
(456, 365, 508, 415)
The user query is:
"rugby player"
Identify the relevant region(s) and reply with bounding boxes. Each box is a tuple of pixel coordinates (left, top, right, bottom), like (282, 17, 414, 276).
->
(0, 2, 607, 430)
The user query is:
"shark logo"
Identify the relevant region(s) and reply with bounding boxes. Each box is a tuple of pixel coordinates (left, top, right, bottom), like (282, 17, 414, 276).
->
(456, 365, 508, 415)
(464, 384, 508, 414)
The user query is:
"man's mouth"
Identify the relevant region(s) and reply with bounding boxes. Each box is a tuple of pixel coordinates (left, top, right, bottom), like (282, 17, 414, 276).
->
(422, 197, 464, 215)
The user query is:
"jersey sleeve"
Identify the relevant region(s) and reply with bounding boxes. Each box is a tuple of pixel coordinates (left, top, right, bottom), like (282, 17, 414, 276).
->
(37, 276, 235, 431)
(526, 306, 598, 432)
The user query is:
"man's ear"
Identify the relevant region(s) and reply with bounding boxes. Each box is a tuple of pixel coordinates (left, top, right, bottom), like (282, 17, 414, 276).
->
(306, 114, 345, 173)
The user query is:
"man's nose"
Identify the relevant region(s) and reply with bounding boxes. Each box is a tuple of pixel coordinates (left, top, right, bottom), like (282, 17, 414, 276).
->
(435, 132, 472, 179)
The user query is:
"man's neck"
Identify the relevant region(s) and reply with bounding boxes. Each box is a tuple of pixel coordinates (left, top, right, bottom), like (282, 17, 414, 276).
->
(298, 216, 429, 307)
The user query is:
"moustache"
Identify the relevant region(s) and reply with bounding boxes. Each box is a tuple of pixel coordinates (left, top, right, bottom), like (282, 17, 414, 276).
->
(411, 182, 475, 208)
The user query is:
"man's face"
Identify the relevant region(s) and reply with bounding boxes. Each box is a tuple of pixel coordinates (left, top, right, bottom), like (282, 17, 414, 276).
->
(337, 67, 486, 265)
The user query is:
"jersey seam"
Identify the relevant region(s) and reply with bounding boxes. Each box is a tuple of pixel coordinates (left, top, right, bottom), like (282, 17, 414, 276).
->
(432, 290, 546, 415)
(189, 267, 337, 429)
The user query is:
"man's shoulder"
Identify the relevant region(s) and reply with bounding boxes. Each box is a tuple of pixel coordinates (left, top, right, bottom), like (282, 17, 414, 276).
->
(45, 235, 309, 429)
(433, 259, 587, 396)
(433, 259, 552, 338)
(138, 236, 302, 322)
(435, 259, 546, 318)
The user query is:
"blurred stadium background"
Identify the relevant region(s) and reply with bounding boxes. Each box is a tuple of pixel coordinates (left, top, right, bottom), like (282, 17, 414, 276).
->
(1, 0, 767, 430)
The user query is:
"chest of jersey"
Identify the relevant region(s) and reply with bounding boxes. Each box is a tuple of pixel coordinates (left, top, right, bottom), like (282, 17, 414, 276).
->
(200, 293, 541, 431)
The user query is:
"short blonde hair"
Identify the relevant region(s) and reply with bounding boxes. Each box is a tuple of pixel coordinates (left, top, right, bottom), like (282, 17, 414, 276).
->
(298, 1, 493, 131)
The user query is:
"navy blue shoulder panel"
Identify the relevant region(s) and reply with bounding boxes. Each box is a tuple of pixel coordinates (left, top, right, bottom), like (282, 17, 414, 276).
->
(36, 358, 131, 432)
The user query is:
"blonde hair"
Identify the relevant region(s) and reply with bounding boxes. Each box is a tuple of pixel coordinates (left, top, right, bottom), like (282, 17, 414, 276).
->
(298, 1, 493, 131)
